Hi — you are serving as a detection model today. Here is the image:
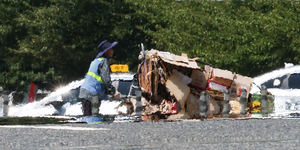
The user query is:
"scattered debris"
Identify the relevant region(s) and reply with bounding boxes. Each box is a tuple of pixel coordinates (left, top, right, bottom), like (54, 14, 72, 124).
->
(137, 49, 254, 121)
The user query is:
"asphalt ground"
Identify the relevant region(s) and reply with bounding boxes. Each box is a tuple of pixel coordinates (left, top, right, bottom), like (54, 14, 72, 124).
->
(0, 118, 300, 150)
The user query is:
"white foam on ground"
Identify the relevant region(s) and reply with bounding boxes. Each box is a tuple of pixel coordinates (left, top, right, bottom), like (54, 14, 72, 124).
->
(7, 103, 55, 117)
(269, 111, 300, 118)
(62, 100, 127, 116)
(2, 77, 128, 117)
(99, 100, 127, 115)
(63, 102, 82, 116)
(5, 80, 84, 117)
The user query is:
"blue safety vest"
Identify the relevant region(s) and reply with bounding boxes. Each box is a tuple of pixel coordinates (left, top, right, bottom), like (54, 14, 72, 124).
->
(81, 57, 106, 97)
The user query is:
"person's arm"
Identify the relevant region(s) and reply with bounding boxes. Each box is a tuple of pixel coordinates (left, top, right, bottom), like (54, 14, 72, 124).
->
(98, 59, 115, 94)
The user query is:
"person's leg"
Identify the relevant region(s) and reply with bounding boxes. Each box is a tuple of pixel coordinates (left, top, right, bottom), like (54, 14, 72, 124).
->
(81, 99, 92, 116)
(91, 95, 101, 116)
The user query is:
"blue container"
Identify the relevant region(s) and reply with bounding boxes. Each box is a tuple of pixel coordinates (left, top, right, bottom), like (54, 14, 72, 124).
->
(82, 116, 103, 124)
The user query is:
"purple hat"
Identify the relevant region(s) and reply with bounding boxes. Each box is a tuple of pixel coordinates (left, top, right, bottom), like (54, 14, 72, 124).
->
(96, 40, 118, 58)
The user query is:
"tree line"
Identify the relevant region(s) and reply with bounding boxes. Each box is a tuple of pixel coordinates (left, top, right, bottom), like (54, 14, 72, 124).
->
(1, 0, 300, 92)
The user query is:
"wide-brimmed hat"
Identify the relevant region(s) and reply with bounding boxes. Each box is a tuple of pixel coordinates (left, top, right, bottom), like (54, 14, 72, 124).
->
(96, 40, 118, 58)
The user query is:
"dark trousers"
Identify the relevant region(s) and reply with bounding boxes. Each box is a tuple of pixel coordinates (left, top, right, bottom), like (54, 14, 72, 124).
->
(81, 95, 101, 116)
(81, 99, 92, 116)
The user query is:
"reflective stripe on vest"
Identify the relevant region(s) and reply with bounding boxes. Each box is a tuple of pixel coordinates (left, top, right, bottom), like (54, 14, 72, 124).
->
(86, 57, 103, 82)
(86, 72, 103, 82)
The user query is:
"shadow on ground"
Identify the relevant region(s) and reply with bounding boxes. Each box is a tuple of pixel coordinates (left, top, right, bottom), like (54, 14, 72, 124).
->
(0, 117, 74, 125)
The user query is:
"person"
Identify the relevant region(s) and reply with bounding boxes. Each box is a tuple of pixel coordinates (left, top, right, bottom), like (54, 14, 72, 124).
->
(79, 40, 120, 116)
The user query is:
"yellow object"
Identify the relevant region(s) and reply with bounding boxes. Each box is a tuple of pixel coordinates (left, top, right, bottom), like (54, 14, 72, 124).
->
(252, 101, 262, 113)
(110, 64, 129, 72)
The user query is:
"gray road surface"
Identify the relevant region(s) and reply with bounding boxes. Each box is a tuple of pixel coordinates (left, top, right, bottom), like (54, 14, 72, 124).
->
(0, 118, 300, 150)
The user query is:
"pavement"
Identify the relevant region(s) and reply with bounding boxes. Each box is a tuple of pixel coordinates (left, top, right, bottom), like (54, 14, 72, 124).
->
(0, 118, 300, 149)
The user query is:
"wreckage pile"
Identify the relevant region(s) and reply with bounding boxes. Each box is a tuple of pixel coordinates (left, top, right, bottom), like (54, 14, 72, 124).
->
(137, 49, 253, 121)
